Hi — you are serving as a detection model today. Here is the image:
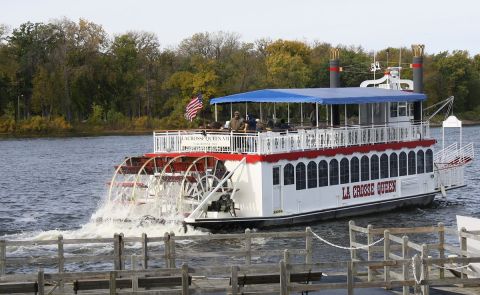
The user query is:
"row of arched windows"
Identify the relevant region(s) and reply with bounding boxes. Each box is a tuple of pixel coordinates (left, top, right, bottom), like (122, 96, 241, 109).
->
(283, 149, 433, 190)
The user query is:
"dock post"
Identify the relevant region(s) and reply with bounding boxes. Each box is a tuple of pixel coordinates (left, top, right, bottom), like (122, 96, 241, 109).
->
(383, 230, 391, 289)
(170, 231, 176, 268)
(367, 224, 374, 282)
(460, 227, 467, 279)
(164, 232, 170, 268)
(109, 271, 117, 295)
(284, 249, 291, 284)
(349, 221, 357, 275)
(119, 233, 125, 270)
(347, 261, 354, 295)
(305, 227, 313, 264)
(438, 222, 445, 279)
(421, 244, 430, 295)
(57, 235, 65, 292)
(181, 263, 189, 295)
(402, 236, 409, 295)
(413, 255, 421, 295)
(279, 260, 288, 295)
(142, 233, 148, 269)
(245, 229, 251, 265)
(113, 233, 120, 270)
(231, 265, 239, 295)
(37, 268, 45, 295)
(0, 240, 6, 276)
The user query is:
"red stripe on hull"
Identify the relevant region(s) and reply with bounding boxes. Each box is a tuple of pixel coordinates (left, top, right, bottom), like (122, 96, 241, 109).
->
(145, 139, 436, 164)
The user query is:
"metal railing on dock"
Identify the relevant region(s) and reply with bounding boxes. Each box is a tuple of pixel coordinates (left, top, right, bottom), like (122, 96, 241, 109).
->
(1, 222, 480, 294)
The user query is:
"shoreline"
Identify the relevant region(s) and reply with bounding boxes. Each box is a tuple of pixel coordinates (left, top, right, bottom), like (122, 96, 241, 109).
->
(2, 120, 480, 139)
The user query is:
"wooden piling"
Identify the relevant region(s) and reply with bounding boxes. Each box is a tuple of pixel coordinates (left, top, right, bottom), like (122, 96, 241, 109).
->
(383, 230, 391, 289)
(170, 231, 176, 268)
(279, 260, 287, 295)
(113, 233, 120, 270)
(57, 235, 64, 292)
(460, 227, 467, 279)
(181, 263, 189, 295)
(367, 224, 374, 282)
(245, 228, 251, 265)
(37, 268, 45, 295)
(421, 243, 430, 295)
(109, 271, 116, 295)
(438, 222, 445, 279)
(349, 220, 357, 275)
(347, 261, 354, 295)
(284, 249, 291, 284)
(164, 232, 170, 268)
(402, 235, 409, 295)
(141, 233, 148, 269)
(0, 240, 6, 276)
(231, 265, 239, 295)
(305, 227, 313, 264)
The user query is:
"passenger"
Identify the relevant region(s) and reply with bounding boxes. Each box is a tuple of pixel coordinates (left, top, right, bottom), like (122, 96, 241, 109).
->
(230, 111, 245, 132)
(246, 114, 257, 132)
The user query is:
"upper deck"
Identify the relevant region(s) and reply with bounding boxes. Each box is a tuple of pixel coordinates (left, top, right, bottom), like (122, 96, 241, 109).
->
(153, 122, 430, 155)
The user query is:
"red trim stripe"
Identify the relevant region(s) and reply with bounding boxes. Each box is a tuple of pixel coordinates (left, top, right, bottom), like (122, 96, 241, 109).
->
(329, 67, 340, 72)
(146, 139, 436, 164)
(412, 63, 423, 68)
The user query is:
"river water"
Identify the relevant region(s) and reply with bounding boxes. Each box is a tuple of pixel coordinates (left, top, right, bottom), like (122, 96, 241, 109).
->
(0, 127, 479, 271)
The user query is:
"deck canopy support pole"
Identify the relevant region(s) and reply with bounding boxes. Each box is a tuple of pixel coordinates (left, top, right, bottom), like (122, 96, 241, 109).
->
(300, 103, 303, 126)
(245, 102, 248, 118)
(214, 104, 218, 122)
(326, 105, 329, 126)
(371, 104, 374, 126)
(358, 104, 361, 126)
(260, 103, 263, 122)
(287, 103, 290, 124)
(274, 103, 277, 122)
(344, 104, 347, 126)
(316, 103, 319, 127)
(384, 103, 387, 125)
(230, 103, 232, 119)
(330, 105, 333, 127)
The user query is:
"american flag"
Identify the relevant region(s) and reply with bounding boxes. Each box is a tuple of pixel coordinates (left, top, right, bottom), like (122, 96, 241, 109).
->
(184, 94, 203, 121)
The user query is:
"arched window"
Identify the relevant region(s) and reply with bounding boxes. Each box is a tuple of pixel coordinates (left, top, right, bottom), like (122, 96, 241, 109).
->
(361, 156, 369, 181)
(390, 153, 398, 177)
(399, 152, 407, 176)
(408, 151, 416, 175)
(307, 161, 317, 188)
(371, 155, 379, 180)
(426, 149, 433, 173)
(284, 164, 294, 185)
(318, 160, 328, 187)
(380, 154, 389, 179)
(417, 150, 425, 174)
(296, 163, 306, 190)
(340, 158, 349, 184)
(329, 159, 339, 185)
(350, 157, 360, 183)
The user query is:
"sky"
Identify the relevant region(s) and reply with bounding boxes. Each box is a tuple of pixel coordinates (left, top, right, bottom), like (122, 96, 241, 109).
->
(1, 0, 479, 54)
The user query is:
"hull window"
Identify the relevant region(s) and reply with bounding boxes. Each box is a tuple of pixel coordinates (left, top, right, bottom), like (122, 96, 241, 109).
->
(284, 164, 294, 185)
(307, 161, 318, 188)
(296, 163, 306, 190)
(329, 159, 339, 185)
(417, 150, 425, 174)
(340, 158, 349, 184)
(408, 151, 416, 175)
(318, 160, 328, 187)
(371, 155, 379, 180)
(351, 157, 359, 183)
(426, 149, 433, 173)
(390, 153, 398, 177)
(380, 154, 389, 179)
(399, 152, 407, 176)
(361, 156, 369, 181)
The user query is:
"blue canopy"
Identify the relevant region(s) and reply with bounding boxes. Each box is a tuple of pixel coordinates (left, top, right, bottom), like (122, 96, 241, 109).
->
(210, 87, 426, 105)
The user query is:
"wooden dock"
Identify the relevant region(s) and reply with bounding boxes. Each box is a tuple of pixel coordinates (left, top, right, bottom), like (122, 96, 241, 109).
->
(1, 222, 480, 294)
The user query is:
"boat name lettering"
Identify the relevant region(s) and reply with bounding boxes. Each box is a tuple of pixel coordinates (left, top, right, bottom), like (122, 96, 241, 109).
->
(342, 180, 396, 200)
(181, 135, 231, 148)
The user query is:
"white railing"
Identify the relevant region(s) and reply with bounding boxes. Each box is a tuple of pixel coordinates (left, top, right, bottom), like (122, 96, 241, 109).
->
(153, 122, 430, 155)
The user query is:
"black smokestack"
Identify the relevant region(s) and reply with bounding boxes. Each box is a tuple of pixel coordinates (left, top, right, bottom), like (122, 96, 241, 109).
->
(330, 48, 340, 126)
(412, 44, 425, 123)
